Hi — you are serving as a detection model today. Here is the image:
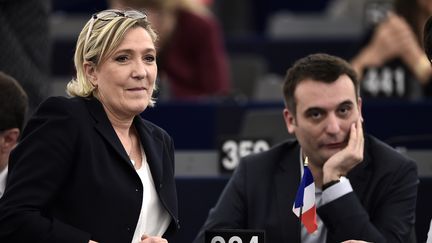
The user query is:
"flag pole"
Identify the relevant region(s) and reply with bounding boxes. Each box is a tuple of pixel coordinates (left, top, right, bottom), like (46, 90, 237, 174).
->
(299, 204, 303, 235)
(299, 156, 309, 235)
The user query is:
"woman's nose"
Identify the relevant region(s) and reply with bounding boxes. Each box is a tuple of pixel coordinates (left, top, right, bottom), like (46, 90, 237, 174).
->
(132, 61, 147, 80)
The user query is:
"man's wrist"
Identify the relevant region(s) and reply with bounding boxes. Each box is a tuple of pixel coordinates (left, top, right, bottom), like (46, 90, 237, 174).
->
(322, 165, 342, 185)
(322, 179, 340, 190)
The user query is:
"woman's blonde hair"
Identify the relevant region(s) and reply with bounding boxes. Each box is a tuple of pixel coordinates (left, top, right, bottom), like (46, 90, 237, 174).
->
(66, 9, 158, 106)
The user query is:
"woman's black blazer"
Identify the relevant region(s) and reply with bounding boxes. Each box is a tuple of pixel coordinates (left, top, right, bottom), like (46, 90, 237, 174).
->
(0, 96, 179, 243)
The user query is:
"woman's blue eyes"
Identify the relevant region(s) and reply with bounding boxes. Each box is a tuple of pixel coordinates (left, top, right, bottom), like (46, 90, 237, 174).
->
(115, 55, 155, 62)
(144, 55, 155, 62)
(115, 56, 129, 62)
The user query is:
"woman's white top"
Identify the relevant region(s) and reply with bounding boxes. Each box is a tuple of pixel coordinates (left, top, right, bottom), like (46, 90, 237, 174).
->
(131, 145, 171, 243)
(427, 220, 432, 243)
(0, 165, 8, 198)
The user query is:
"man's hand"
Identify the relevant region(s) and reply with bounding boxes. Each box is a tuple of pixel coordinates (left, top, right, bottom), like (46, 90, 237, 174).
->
(140, 234, 168, 243)
(323, 118, 364, 184)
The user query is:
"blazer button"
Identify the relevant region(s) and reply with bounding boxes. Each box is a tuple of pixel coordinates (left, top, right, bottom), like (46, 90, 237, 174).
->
(135, 188, 139, 192)
(127, 227, 131, 232)
(159, 183, 163, 188)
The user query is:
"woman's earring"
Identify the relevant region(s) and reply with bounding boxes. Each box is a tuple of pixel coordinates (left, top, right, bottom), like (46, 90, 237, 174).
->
(90, 78, 98, 89)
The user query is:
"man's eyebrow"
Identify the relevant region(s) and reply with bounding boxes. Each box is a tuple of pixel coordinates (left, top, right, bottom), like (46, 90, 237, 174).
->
(338, 100, 355, 107)
(303, 100, 354, 114)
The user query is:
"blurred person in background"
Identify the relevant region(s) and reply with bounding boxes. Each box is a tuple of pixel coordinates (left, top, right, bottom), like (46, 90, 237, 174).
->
(326, 0, 393, 25)
(422, 15, 432, 243)
(350, 0, 432, 99)
(0, 0, 51, 112)
(0, 9, 178, 243)
(108, 0, 231, 100)
(0, 71, 28, 198)
(423, 13, 432, 61)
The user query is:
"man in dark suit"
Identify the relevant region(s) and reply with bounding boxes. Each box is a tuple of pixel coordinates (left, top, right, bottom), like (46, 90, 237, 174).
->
(193, 53, 418, 243)
(0, 71, 28, 198)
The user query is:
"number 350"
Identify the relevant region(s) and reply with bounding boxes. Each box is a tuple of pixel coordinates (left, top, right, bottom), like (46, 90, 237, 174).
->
(221, 140, 270, 171)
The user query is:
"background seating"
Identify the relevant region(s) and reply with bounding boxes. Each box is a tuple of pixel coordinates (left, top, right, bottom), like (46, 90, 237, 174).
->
(141, 100, 432, 150)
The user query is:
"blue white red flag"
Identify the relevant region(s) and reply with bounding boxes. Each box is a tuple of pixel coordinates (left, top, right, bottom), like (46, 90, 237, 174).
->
(292, 164, 317, 234)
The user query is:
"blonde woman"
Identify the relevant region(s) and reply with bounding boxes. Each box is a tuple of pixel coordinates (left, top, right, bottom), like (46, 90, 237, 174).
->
(0, 9, 178, 243)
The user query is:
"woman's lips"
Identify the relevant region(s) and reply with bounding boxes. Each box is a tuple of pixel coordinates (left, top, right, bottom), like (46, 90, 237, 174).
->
(127, 87, 147, 91)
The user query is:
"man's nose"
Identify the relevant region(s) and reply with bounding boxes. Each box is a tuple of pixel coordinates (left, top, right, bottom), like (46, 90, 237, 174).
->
(325, 114, 341, 134)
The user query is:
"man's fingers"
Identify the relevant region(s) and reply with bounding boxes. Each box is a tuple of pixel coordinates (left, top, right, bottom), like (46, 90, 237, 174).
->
(349, 122, 357, 148)
(356, 118, 364, 159)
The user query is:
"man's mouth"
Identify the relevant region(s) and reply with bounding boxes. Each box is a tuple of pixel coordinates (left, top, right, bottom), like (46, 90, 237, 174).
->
(323, 142, 345, 149)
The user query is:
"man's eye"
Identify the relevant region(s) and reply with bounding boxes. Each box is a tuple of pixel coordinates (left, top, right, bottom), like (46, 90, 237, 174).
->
(310, 112, 322, 119)
(338, 106, 352, 116)
(312, 113, 321, 118)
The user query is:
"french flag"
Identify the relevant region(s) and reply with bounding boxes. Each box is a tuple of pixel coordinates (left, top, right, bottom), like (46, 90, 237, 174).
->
(292, 165, 318, 234)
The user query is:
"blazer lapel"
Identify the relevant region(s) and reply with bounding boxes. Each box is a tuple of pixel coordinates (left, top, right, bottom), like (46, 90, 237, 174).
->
(274, 144, 302, 242)
(85, 97, 164, 184)
(85, 98, 133, 167)
(134, 117, 164, 188)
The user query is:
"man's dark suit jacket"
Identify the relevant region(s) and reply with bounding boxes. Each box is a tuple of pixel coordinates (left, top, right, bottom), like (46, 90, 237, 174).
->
(0, 96, 179, 243)
(194, 136, 418, 243)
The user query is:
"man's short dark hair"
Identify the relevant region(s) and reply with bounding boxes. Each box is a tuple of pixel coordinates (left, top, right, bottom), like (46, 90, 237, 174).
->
(424, 16, 432, 62)
(0, 71, 29, 131)
(282, 53, 359, 116)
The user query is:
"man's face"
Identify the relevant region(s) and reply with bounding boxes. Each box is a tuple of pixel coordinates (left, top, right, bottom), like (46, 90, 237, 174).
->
(283, 74, 362, 166)
(0, 128, 20, 170)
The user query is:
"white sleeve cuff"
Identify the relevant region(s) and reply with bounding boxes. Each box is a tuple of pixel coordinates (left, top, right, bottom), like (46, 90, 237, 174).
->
(320, 176, 353, 206)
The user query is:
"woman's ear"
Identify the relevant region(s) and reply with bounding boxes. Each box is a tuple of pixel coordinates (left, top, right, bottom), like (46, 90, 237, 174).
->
(83, 61, 98, 87)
